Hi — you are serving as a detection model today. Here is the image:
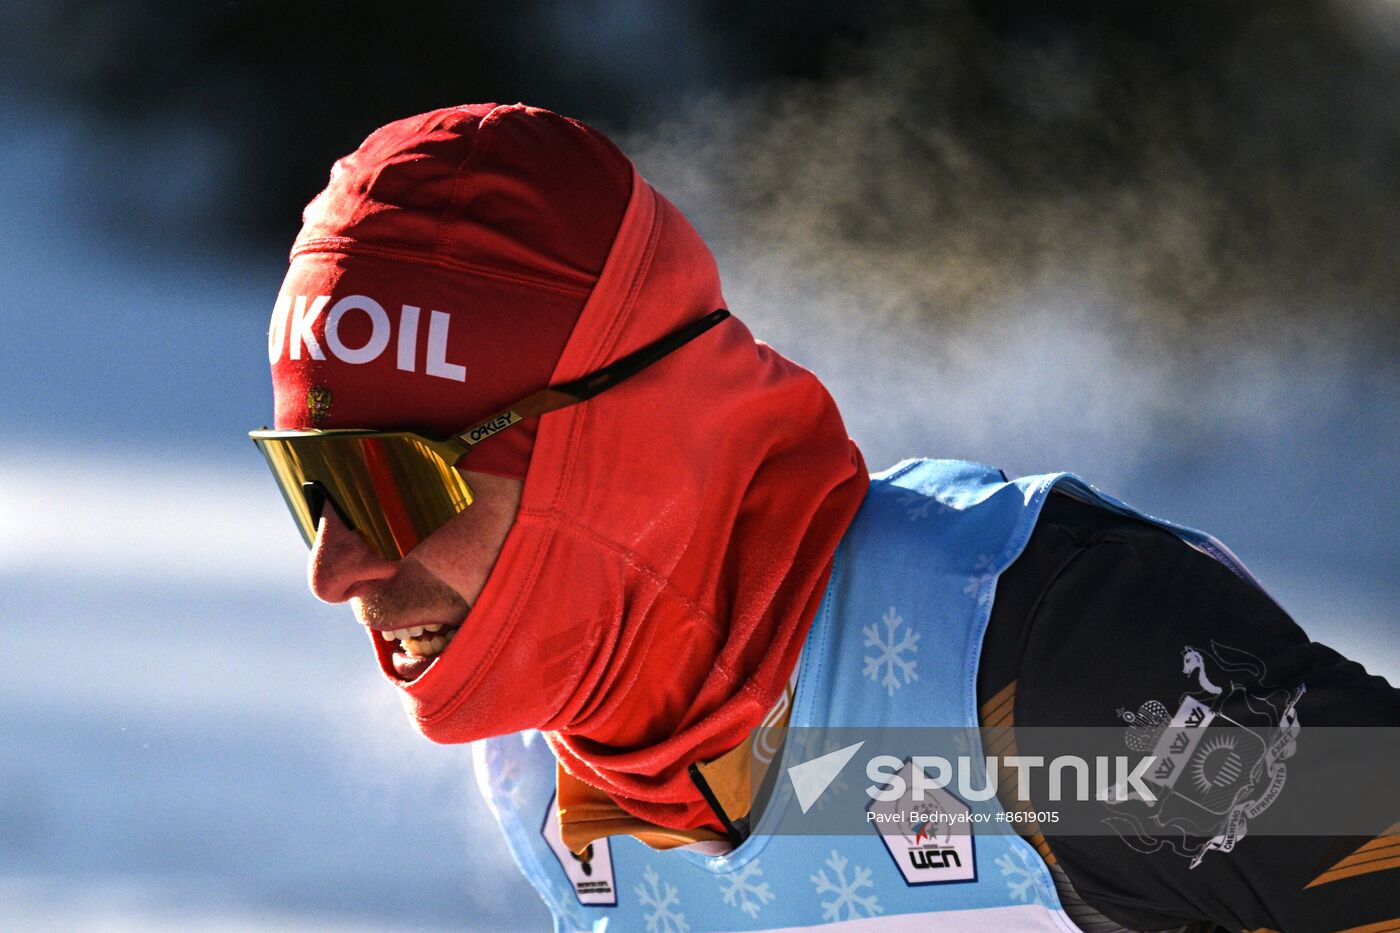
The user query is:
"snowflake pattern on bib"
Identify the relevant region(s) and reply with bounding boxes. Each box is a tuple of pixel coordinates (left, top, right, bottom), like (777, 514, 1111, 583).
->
(897, 488, 952, 521)
(550, 878, 594, 932)
(717, 858, 776, 919)
(962, 553, 994, 596)
(811, 849, 883, 922)
(997, 846, 1050, 906)
(863, 607, 920, 696)
(637, 864, 689, 932)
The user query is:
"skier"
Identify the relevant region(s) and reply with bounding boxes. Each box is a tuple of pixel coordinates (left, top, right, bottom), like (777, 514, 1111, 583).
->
(253, 104, 1399, 932)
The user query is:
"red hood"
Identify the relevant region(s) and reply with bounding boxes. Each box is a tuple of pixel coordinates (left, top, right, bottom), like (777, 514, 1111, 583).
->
(380, 160, 870, 831)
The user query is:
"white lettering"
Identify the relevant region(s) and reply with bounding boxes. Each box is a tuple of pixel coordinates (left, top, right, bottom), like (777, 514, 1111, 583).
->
(909, 756, 952, 801)
(865, 756, 906, 801)
(290, 295, 329, 360)
(1094, 756, 1112, 801)
(267, 294, 292, 364)
(276, 296, 469, 381)
(1102, 756, 1158, 804)
(325, 295, 390, 364)
(1002, 755, 1043, 803)
(1124, 756, 1158, 803)
(1048, 756, 1089, 802)
(396, 304, 421, 372)
(425, 310, 466, 382)
(955, 756, 998, 802)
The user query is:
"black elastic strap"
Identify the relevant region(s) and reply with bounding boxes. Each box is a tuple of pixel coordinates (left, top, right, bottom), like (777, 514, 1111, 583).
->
(553, 309, 730, 401)
(687, 761, 749, 848)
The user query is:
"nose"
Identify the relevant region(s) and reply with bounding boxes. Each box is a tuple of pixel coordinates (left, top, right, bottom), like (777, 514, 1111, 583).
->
(307, 507, 397, 604)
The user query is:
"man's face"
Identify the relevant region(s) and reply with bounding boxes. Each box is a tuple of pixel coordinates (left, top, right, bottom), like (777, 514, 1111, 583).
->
(307, 469, 524, 680)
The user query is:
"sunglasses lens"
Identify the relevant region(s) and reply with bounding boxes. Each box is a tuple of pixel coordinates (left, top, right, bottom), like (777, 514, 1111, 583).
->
(301, 480, 360, 533)
(251, 432, 473, 560)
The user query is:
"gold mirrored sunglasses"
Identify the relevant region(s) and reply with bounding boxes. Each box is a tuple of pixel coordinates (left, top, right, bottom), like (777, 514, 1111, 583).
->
(251, 309, 730, 560)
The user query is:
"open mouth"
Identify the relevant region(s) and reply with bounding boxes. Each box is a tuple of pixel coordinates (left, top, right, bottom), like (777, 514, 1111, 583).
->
(378, 622, 462, 680)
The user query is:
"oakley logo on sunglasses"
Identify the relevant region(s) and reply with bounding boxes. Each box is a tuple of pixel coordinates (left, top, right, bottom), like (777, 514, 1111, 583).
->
(268, 294, 469, 382)
(467, 411, 523, 443)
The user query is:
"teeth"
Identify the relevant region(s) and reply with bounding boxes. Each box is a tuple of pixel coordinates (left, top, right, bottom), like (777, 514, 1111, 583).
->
(377, 626, 429, 641)
(389, 625, 459, 659)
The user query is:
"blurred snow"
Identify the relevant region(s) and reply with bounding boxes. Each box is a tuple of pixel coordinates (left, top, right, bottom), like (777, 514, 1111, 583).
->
(0, 453, 298, 582)
(1, 874, 451, 933)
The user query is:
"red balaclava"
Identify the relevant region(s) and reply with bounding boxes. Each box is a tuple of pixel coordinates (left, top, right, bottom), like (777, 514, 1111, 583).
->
(269, 104, 870, 832)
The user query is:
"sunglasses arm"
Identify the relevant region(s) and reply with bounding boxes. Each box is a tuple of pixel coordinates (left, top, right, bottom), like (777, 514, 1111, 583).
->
(450, 388, 584, 453)
(449, 308, 730, 453)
